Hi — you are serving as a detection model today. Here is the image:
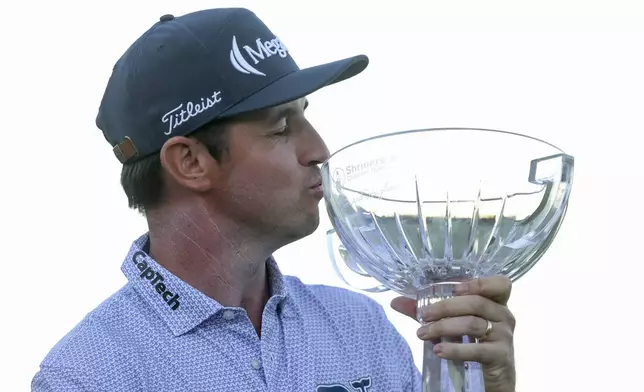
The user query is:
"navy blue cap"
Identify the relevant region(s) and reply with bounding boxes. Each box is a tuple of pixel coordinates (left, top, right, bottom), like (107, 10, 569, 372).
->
(96, 8, 369, 163)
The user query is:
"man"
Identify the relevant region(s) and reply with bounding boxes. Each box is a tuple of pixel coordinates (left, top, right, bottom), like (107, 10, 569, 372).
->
(32, 8, 517, 392)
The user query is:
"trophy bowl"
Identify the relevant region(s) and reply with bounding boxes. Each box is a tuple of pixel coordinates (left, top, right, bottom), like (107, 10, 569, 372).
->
(322, 128, 574, 392)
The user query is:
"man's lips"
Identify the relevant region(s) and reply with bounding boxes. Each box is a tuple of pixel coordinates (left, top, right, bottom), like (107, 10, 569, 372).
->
(309, 180, 324, 198)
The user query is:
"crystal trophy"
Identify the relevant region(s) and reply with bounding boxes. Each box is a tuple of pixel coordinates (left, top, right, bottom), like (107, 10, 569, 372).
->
(322, 128, 574, 392)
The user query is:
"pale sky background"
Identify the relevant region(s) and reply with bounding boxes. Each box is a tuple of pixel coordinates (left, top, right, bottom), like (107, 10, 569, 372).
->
(1, 1, 643, 391)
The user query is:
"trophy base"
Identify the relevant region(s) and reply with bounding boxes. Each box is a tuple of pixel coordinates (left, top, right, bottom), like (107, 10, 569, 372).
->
(417, 283, 485, 392)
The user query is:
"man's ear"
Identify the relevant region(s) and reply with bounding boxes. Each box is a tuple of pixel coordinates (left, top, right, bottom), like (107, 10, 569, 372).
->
(159, 136, 215, 192)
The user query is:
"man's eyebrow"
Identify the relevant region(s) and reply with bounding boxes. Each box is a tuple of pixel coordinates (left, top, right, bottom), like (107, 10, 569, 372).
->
(266, 99, 309, 122)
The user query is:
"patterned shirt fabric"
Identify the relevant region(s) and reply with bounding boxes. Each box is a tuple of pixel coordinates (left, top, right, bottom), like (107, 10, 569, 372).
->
(31, 233, 423, 391)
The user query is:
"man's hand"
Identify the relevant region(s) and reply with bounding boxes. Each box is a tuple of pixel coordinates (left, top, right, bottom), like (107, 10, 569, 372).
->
(391, 276, 516, 392)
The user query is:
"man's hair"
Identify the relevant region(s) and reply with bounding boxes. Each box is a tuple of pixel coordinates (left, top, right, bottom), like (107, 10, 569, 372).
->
(120, 120, 230, 215)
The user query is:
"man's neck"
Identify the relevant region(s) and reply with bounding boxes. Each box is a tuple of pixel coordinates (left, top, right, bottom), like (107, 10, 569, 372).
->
(146, 206, 274, 335)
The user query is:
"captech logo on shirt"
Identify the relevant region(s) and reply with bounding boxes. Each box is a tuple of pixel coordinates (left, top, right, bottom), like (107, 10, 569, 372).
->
(230, 35, 289, 76)
(161, 90, 223, 136)
(131, 251, 181, 311)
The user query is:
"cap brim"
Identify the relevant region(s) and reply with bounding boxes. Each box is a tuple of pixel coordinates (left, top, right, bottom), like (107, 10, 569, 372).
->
(219, 54, 369, 118)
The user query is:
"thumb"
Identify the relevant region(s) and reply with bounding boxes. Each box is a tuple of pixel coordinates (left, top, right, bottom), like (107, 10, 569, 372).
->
(390, 296, 418, 321)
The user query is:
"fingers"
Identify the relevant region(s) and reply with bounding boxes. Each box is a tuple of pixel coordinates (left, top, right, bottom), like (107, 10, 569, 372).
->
(434, 341, 513, 366)
(390, 275, 515, 326)
(420, 295, 515, 328)
(417, 316, 486, 341)
(454, 276, 512, 306)
(417, 317, 512, 342)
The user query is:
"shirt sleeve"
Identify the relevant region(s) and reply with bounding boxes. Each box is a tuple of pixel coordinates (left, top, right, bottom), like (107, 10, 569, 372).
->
(406, 361, 422, 392)
(367, 298, 422, 392)
(32, 366, 104, 392)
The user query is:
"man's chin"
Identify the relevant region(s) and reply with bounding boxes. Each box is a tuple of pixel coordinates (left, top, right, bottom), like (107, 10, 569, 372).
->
(283, 214, 321, 243)
(303, 216, 321, 237)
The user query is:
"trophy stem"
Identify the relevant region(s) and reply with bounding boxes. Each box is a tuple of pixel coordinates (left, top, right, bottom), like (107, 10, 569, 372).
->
(417, 283, 485, 392)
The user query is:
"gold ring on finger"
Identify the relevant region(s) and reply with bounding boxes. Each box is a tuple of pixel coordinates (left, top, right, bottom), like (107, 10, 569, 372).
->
(475, 319, 493, 343)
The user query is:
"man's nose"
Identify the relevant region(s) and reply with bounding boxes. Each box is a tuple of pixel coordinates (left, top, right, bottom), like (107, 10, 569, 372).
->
(301, 127, 331, 166)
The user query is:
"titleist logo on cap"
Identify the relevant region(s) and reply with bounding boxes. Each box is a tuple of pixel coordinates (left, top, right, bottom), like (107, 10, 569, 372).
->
(161, 90, 223, 136)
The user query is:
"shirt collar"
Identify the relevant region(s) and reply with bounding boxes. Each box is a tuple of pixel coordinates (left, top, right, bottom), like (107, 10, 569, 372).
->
(121, 233, 290, 336)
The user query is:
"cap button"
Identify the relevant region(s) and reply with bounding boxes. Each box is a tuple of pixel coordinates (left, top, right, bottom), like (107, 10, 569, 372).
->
(159, 14, 174, 22)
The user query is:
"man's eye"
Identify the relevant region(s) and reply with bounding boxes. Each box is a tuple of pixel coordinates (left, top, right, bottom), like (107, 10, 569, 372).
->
(274, 124, 291, 135)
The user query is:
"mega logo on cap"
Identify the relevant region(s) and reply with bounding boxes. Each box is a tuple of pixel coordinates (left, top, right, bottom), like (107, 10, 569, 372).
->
(230, 35, 290, 76)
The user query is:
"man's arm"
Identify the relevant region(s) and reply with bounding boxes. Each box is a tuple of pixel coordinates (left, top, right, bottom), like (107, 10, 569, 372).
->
(32, 366, 104, 392)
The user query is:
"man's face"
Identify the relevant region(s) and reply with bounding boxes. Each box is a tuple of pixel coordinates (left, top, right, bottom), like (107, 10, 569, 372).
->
(207, 97, 330, 245)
